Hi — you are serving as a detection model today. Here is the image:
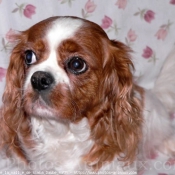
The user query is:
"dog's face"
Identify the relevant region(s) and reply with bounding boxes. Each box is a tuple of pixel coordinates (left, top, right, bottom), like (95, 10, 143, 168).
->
(21, 17, 110, 121)
(2, 16, 143, 167)
(10, 16, 132, 123)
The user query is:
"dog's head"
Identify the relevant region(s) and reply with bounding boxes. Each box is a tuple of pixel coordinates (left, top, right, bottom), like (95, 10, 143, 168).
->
(1, 16, 143, 168)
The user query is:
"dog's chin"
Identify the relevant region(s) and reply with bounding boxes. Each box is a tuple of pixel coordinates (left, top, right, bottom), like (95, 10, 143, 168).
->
(24, 96, 59, 120)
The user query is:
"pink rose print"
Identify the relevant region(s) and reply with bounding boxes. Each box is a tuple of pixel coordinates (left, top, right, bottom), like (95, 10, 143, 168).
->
(134, 9, 155, 23)
(138, 170, 145, 175)
(166, 158, 175, 166)
(101, 16, 120, 35)
(115, 0, 127, 10)
(0, 67, 6, 82)
(101, 16, 113, 29)
(144, 10, 155, 23)
(127, 29, 137, 42)
(23, 4, 36, 19)
(5, 29, 17, 43)
(125, 29, 137, 47)
(142, 46, 153, 59)
(169, 112, 175, 120)
(142, 46, 158, 64)
(170, 0, 175, 4)
(155, 21, 173, 41)
(146, 149, 158, 159)
(155, 28, 167, 40)
(85, 0, 96, 13)
(12, 3, 36, 19)
(1, 29, 17, 52)
(82, 0, 96, 19)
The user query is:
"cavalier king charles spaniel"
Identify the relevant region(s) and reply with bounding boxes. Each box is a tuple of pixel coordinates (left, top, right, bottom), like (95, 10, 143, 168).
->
(0, 16, 175, 174)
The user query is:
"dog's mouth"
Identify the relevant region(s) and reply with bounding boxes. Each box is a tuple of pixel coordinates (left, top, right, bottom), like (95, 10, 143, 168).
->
(34, 96, 49, 109)
(25, 94, 58, 119)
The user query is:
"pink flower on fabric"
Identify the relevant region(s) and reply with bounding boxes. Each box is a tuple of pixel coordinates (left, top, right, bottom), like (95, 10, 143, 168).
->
(134, 9, 155, 23)
(101, 16, 113, 29)
(147, 149, 158, 159)
(155, 21, 172, 41)
(85, 0, 96, 13)
(125, 29, 137, 46)
(138, 170, 145, 175)
(142, 46, 153, 59)
(166, 158, 175, 166)
(5, 29, 17, 43)
(82, 0, 96, 19)
(169, 112, 175, 120)
(170, 0, 175, 4)
(142, 46, 158, 63)
(115, 0, 127, 10)
(144, 10, 155, 23)
(155, 28, 167, 40)
(0, 67, 6, 81)
(23, 4, 36, 19)
(127, 29, 137, 42)
(12, 3, 36, 19)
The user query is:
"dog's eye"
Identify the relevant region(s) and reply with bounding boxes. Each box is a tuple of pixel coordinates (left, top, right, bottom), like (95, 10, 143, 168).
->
(66, 57, 87, 75)
(24, 50, 37, 65)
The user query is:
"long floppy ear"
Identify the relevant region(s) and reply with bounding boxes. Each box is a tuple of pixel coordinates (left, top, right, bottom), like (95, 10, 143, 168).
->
(0, 35, 30, 160)
(85, 40, 143, 169)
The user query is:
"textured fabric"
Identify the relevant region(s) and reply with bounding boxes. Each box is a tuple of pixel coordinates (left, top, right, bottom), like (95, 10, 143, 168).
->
(0, 0, 175, 174)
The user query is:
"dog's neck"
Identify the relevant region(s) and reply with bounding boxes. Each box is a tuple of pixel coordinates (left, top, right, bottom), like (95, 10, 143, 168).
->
(31, 116, 91, 144)
(25, 116, 93, 171)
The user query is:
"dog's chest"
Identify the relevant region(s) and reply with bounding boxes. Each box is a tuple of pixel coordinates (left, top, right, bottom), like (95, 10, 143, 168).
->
(26, 117, 93, 171)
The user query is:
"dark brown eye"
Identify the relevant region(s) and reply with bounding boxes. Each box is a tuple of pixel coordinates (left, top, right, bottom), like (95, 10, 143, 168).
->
(25, 50, 37, 65)
(66, 57, 87, 75)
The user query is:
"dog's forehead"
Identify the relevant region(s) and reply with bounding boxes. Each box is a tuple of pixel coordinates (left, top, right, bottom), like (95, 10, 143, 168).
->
(26, 17, 83, 46)
(46, 17, 83, 50)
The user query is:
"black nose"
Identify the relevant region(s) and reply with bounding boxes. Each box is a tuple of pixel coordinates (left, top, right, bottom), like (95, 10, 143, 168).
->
(31, 71, 54, 91)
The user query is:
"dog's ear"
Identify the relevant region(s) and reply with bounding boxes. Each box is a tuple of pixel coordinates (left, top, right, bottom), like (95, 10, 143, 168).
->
(0, 34, 30, 160)
(85, 40, 143, 169)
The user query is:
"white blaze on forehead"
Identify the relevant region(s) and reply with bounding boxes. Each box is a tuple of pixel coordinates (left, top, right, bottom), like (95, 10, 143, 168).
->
(24, 17, 83, 90)
(45, 18, 83, 83)
(47, 17, 83, 50)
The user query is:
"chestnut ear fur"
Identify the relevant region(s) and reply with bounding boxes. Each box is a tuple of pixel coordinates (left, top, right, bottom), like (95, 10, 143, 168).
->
(0, 38, 31, 160)
(84, 40, 143, 169)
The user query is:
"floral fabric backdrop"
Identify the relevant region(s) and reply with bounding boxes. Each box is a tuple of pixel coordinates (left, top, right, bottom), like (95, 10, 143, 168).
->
(0, 0, 175, 174)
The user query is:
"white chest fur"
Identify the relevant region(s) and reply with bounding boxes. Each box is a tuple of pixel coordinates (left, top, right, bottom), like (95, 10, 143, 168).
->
(0, 117, 137, 174)
(27, 117, 93, 171)
(26, 117, 137, 174)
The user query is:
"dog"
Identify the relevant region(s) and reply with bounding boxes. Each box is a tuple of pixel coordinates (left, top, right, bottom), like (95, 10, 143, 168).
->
(0, 16, 175, 174)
